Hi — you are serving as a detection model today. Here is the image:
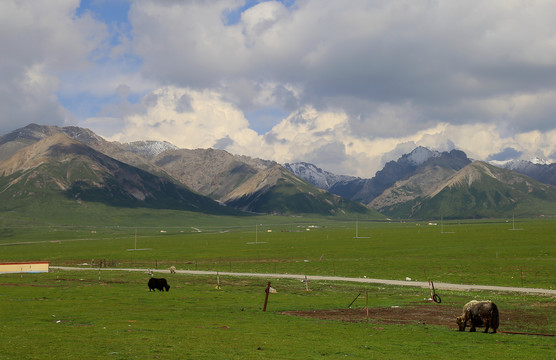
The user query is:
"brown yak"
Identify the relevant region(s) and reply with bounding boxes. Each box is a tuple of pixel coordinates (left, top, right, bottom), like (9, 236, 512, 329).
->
(456, 300, 499, 333)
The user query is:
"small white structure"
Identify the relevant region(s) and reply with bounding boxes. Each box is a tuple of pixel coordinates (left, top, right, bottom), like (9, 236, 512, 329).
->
(0, 261, 49, 274)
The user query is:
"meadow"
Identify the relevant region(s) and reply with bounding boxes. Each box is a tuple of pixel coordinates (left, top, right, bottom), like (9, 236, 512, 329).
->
(2, 215, 555, 289)
(1, 215, 555, 359)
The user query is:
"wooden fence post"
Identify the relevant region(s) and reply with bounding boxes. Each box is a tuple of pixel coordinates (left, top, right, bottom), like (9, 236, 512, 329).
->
(263, 281, 271, 312)
(366, 291, 369, 323)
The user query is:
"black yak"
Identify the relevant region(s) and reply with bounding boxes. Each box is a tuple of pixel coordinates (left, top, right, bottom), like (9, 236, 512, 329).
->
(456, 300, 499, 333)
(148, 278, 170, 292)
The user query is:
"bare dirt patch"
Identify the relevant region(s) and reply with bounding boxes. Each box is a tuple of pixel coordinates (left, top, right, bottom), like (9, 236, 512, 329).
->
(279, 303, 555, 334)
(280, 304, 459, 328)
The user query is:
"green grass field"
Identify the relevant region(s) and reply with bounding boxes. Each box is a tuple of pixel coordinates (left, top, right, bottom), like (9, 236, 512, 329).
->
(2, 216, 555, 289)
(1, 215, 555, 359)
(1, 271, 554, 359)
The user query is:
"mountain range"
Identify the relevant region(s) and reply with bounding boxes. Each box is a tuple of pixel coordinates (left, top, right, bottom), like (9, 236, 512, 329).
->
(0, 124, 375, 221)
(495, 159, 556, 186)
(286, 147, 556, 219)
(1, 123, 556, 221)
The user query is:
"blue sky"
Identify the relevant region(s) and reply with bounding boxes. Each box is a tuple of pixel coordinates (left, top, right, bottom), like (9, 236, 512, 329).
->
(76, 0, 131, 26)
(64, 0, 136, 120)
(3, 0, 556, 177)
(65, 0, 292, 135)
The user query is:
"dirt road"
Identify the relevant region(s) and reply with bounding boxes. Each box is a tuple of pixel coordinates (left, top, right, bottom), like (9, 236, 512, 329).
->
(50, 266, 555, 296)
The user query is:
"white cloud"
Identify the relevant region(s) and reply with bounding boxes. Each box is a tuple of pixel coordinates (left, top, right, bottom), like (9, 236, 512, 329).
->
(264, 108, 556, 177)
(265, 106, 406, 176)
(110, 86, 264, 155)
(241, 1, 290, 47)
(105, 86, 556, 178)
(514, 130, 556, 161)
(130, 0, 249, 87)
(0, 0, 109, 133)
(127, 0, 556, 133)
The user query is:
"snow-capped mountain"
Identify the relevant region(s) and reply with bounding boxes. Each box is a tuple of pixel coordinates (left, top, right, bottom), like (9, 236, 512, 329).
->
(284, 148, 443, 193)
(285, 147, 472, 206)
(530, 156, 551, 165)
(405, 146, 440, 166)
(491, 158, 556, 186)
(283, 162, 357, 190)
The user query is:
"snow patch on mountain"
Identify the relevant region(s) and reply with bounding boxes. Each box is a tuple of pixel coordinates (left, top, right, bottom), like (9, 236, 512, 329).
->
(406, 146, 440, 166)
(125, 140, 179, 160)
(530, 156, 550, 165)
(488, 156, 556, 186)
(491, 157, 551, 170)
(284, 162, 357, 190)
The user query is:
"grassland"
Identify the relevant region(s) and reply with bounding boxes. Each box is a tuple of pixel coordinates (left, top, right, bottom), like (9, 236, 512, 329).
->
(1, 271, 554, 359)
(2, 216, 554, 289)
(1, 215, 555, 359)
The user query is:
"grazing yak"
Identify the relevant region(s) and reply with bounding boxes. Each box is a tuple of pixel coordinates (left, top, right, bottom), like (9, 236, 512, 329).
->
(456, 300, 499, 333)
(148, 278, 170, 292)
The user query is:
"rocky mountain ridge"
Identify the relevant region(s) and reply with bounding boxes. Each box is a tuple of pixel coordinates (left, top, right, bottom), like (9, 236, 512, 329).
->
(288, 147, 472, 206)
(492, 159, 556, 186)
(0, 124, 375, 217)
(407, 161, 556, 219)
(2, 124, 556, 219)
(283, 162, 357, 190)
(0, 131, 231, 214)
(286, 148, 556, 218)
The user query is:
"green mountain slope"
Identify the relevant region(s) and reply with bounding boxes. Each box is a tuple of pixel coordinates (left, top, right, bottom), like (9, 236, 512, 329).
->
(151, 148, 376, 217)
(222, 165, 381, 217)
(0, 133, 236, 220)
(380, 161, 556, 219)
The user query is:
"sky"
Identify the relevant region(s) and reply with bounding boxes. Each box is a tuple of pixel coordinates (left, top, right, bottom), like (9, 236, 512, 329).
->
(2, 0, 556, 178)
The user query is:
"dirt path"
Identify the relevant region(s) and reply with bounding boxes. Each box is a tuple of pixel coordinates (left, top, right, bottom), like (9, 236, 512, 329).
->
(50, 266, 556, 296)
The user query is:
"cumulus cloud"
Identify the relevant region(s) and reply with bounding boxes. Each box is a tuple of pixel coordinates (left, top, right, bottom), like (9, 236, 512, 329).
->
(123, 1, 556, 148)
(110, 86, 265, 156)
(0, 0, 109, 134)
(104, 85, 556, 178)
(128, 0, 556, 134)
